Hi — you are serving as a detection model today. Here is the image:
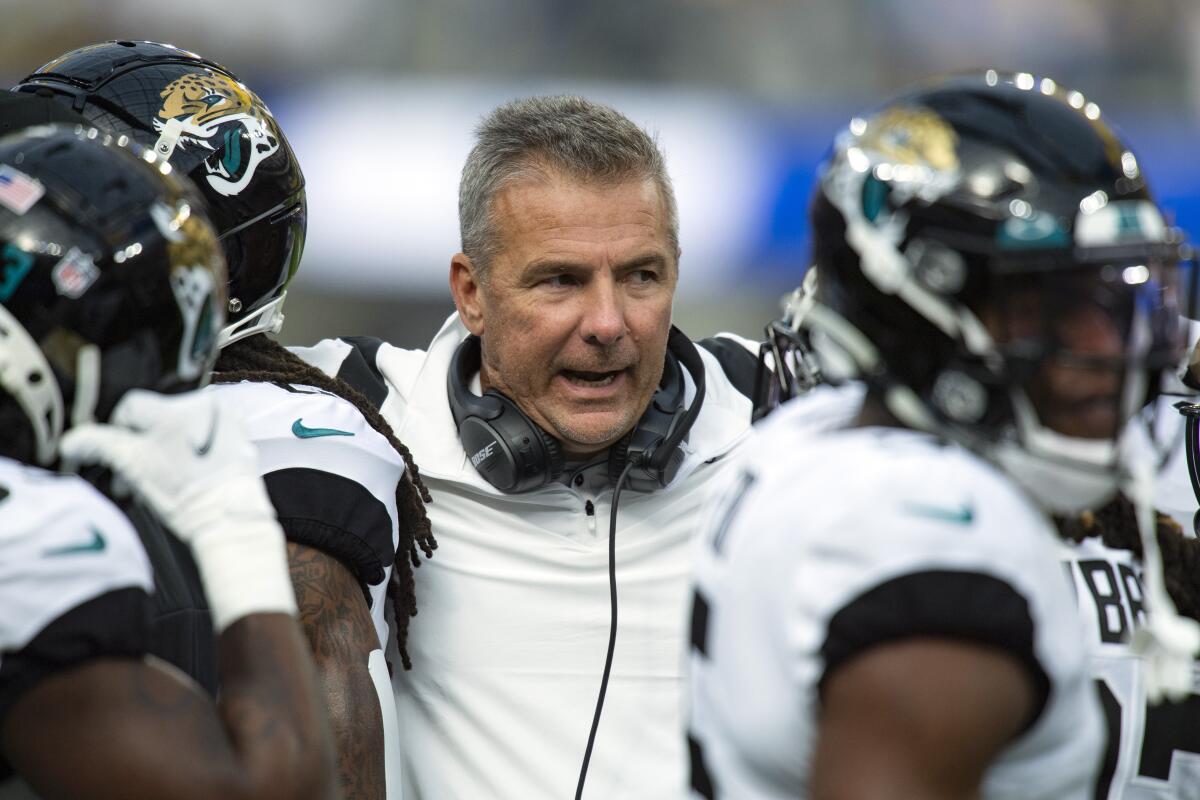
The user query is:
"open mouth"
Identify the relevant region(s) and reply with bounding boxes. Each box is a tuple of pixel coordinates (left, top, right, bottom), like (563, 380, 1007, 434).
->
(560, 368, 624, 388)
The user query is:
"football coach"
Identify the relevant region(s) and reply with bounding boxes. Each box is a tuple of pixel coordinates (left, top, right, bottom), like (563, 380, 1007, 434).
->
(297, 95, 759, 799)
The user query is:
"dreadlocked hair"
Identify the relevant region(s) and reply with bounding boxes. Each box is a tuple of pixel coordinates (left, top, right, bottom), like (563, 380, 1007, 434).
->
(213, 335, 437, 669)
(1056, 494, 1200, 623)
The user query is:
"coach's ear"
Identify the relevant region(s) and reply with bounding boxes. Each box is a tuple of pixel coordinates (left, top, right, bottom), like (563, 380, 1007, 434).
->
(450, 253, 485, 336)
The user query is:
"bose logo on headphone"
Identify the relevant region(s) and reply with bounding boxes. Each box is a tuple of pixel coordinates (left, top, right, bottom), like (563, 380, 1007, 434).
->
(471, 441, 496, 467)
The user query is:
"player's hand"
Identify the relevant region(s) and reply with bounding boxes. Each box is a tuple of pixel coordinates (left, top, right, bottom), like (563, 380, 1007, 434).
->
(61, 389, 296, 631)
(61, 389, 270, 536)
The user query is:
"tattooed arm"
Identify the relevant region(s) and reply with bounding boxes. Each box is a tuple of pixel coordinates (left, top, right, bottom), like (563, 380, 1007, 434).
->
(1, 614, 336, 800)
(287, 541, 388, 800)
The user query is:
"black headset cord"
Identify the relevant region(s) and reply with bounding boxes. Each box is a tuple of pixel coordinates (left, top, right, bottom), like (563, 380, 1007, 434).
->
(575, 458, 639, 800)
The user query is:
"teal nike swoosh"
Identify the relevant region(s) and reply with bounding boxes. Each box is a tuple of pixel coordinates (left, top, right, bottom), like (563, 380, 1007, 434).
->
(292, 418, 355, 439)
(902, 502, 974, 526)
(44, 526, 107, 557)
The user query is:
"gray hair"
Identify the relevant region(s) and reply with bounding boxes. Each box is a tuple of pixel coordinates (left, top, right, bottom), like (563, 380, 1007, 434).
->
(459, 95, 679, 281)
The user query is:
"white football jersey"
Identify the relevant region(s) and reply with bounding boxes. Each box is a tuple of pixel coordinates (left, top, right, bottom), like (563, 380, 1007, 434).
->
(0, 457, 154, 793)
(0, 457, 153, 664)
(204, 381, 406, 649)
(293, 316, 760, 800)
(1062, 535, 1200, 799)
(688, 412, 1103, 799)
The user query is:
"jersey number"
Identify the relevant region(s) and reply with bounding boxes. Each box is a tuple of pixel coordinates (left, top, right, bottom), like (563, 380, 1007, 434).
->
(1094, 678, 1200, 799)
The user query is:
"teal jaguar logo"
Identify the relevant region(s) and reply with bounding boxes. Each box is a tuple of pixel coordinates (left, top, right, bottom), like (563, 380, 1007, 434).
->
(153, 71, 281, 198)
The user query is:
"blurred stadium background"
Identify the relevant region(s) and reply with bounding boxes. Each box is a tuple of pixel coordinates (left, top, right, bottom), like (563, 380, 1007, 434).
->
(2, 0, 1198, 348)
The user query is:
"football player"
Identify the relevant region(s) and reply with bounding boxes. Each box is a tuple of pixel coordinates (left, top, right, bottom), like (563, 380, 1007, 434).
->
(687, 72, 1193, 798)
(0, 99, 334, 799)
(17, 41, 436, 798)
(756, 80, 1200, 800)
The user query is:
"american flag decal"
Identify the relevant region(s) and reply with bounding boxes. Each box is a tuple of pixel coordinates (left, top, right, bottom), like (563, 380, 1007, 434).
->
(0, 165, 45, 215)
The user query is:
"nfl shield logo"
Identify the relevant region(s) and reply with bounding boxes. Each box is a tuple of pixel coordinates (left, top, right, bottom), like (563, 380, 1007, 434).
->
(52, 248, 100, 298)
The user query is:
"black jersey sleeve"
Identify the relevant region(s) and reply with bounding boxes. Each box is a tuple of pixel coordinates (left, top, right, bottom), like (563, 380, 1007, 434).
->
(0, 587, 152, 724)
(335, 336, 389, 412)
(697, 335, 765, 402)
(818, 569, 1050, 730)
(263, 468, 394, 598)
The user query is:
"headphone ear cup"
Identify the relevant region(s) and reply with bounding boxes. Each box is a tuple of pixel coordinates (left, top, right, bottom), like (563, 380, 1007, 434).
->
(449, 335, 562, 493)
(463, 391, 567, 493)
(608, 333, 698, 491)
(457, 414, 521, 492)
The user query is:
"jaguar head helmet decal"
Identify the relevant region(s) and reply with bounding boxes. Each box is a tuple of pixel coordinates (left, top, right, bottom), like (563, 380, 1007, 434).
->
(153, 72, 281, 198)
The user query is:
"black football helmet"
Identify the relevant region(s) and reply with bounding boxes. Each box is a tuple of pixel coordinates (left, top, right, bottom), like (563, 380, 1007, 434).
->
(0, 105, 226, 465)
(14, 40, 305, 348)
(801, 71, 1191, 512)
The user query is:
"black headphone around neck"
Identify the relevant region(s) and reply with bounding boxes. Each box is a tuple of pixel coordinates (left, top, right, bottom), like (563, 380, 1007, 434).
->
(447, 326, 706, 493)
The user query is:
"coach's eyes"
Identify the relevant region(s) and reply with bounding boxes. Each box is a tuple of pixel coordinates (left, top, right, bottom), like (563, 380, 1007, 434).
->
(542, 274, 580, 288)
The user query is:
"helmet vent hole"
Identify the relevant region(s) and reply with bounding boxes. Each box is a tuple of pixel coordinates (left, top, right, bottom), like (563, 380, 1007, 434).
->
(116, 41, 137, 47)
(27, 370, 42, 385)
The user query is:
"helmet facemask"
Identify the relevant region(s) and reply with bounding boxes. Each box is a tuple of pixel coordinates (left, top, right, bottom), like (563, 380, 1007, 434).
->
(753, 270, 824, 421)
(807, 232, 1188, 513)
(984, 258, 1186, 512)
(0, 304, 65, 465)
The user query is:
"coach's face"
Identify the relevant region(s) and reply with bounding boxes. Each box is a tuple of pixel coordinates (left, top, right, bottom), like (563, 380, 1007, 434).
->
(451, 168, 677, 459)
